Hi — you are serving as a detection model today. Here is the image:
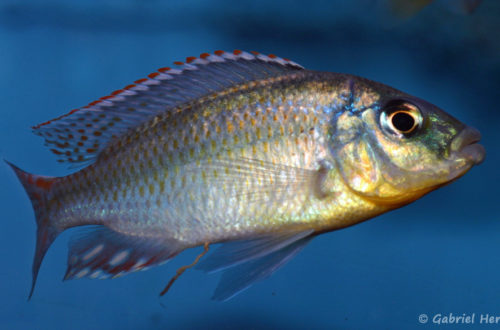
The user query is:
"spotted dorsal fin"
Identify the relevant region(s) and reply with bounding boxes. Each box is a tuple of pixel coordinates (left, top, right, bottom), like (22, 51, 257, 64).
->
(32, 50, 304, 165)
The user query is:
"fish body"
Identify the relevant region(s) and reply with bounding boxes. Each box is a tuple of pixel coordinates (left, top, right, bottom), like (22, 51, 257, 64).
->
(8, 50, 485, 300)
(40, 73, 386, 240)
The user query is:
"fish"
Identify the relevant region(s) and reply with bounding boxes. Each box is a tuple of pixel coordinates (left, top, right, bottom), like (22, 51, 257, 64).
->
(7, 50, 485, 301)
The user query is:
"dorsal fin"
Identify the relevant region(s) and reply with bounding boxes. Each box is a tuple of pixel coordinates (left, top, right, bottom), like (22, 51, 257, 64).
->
(32, 50, 304, 165)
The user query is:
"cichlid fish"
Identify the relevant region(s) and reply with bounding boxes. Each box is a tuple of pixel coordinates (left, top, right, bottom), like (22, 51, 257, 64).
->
(8, 50, 485, 301)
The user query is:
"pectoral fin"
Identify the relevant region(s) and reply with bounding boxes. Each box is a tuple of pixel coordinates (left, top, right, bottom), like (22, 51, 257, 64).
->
(185, 157, 335, 205)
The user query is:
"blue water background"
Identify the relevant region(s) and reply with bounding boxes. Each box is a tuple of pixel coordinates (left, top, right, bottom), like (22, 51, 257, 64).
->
(1, 1, 499, 329)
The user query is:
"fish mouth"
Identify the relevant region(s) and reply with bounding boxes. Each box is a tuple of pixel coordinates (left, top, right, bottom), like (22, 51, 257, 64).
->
(449, 126, 486, 166)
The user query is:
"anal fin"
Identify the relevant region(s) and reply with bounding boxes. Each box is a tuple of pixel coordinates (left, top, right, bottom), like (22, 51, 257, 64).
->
(64, 226, 182, 280)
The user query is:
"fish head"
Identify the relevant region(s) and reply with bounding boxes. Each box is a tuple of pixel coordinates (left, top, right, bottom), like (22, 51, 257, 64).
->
(331, 82, 485, 206)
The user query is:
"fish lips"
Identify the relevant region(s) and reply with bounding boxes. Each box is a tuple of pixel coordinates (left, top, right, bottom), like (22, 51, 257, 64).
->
(450, 126, 486, 165)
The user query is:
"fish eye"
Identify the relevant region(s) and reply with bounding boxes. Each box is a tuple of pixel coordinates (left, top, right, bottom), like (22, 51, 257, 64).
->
(380, 101, 422, 137)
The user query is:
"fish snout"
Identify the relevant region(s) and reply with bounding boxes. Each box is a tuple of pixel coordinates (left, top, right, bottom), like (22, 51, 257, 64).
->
(450, 126, 485, 165)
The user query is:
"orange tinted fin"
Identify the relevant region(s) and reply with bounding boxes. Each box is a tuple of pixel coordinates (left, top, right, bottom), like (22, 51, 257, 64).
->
(6, 161, 61, 299)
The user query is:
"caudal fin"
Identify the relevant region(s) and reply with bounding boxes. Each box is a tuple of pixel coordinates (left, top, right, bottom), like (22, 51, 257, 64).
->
(6, 161, 61, 299)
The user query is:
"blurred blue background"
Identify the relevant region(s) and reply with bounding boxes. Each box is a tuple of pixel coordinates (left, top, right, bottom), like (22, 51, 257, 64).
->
(1, 0, 499, 329)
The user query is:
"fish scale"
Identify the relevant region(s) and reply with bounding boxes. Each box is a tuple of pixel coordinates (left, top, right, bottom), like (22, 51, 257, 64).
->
(8, 50, 484, 300)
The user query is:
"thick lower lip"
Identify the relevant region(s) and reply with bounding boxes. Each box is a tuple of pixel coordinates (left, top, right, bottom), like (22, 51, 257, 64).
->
(450, 126, 486, 165)
(459, 143, 486, 165)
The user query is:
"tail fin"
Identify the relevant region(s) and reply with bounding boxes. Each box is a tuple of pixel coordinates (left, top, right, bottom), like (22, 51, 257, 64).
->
(6, 161, 61, 299)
